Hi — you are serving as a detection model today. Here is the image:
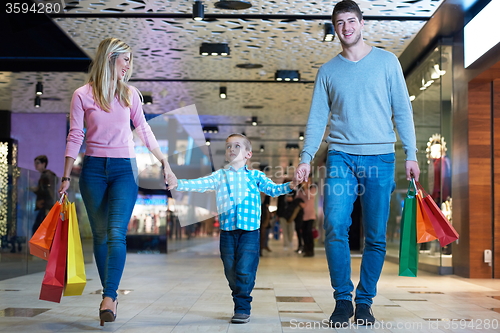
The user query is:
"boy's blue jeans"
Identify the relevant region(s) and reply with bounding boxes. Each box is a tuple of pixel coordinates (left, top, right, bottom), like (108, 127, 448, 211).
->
(220, 229, 260, 315)
(323, 150, 395, 306)
(79, 156, 138, 301)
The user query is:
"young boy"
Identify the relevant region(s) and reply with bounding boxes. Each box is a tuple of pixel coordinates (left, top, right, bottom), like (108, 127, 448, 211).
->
(172, 133, 298, 323)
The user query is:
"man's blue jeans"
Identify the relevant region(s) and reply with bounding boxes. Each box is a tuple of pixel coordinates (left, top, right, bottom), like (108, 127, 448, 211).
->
(323, 150, 395, 305)
(220, 229, 260, 315)
(79, 156, 138, 301)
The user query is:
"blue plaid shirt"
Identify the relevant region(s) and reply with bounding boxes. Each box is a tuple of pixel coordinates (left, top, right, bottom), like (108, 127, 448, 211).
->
(176, 165, 292, 231)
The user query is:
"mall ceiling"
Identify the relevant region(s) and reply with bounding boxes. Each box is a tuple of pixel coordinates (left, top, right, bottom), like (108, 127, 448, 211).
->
(1, 0, 449, 172)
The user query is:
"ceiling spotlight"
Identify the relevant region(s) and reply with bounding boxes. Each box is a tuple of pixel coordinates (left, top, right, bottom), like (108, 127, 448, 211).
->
(205, 138, 211, 146)
(34, 95, 41, 108)
(200, 43, 230, 56)
(193, 1, 204, 21)
(286, 143, 299, 150)
(323, 22, 335, 42)
(260, 145, 265, 152)
(142, 95, 153, 105)
(251, 116, 258, 126)
(202, 125, 219, 133)
(299, 132, 304, 141)
(275, 70, 300, 82)
(219, 86, 227, 99)
(36, 81, 43, 95)
(236, 63, 263, 69)
(243, 105, 263, 109)
(214, 0, 252, 10)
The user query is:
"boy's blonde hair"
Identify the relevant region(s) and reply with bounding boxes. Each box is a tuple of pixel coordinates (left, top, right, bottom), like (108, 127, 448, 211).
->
(227, 133, 252, 152)
(87, 37, 134, 112)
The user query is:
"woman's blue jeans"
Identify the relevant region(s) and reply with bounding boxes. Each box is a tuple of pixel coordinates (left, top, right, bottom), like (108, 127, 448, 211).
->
(220, 229, 260, 315)
(79, 156, 138, 300)
(323, 150, 395, 305)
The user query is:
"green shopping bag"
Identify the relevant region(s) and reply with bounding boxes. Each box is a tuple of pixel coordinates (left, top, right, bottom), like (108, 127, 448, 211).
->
(398, 179, 419, 277)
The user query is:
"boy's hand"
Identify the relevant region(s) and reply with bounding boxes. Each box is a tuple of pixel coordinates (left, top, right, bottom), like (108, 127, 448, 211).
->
(289, 179, 300, 189)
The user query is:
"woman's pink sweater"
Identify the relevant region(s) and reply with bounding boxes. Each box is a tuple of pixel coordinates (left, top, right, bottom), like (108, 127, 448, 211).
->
(65, 84, 159, 159)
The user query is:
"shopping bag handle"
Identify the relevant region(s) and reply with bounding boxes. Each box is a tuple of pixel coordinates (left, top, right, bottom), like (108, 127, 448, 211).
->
(407, 178, 417, 198)
(414, 180, 429, 197)
(58, 193, 67, 204)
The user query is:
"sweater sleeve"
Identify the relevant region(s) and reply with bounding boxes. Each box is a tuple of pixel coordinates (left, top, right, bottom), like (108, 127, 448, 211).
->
(389, 56, 418, 161)
(65, 89, 86, 159)
(129, 86, 160, 152)
(300, 68, 330, 164)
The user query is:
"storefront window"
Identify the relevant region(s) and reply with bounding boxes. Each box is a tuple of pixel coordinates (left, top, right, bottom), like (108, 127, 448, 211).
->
(387, 43, 453, 274)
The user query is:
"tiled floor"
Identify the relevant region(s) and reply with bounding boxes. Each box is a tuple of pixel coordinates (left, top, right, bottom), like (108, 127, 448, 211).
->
(1, 237, 500, 332)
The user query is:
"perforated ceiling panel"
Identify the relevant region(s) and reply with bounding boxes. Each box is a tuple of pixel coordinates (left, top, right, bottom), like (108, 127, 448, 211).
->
(1, 0, 445, 169)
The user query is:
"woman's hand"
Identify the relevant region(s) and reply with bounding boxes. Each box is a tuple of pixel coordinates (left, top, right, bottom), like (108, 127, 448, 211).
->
(59, 179, 70, 194)
(162, 160, 178, 190)
(166, 172, 178, 190)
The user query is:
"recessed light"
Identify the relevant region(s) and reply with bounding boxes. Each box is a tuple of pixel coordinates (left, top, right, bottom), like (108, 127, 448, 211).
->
(236, 63, 263, 69)
(214, 0, 252, 10)
(243, 105, 263, 109)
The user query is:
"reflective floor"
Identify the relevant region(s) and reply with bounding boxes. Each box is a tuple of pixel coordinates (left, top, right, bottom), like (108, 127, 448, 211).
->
(1, 237, 500, 332)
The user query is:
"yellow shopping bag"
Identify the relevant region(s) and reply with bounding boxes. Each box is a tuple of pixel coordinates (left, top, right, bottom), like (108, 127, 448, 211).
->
(63, 202, 87, 296)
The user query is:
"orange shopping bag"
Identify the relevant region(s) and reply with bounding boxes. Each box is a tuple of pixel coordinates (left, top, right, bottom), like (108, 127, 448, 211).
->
(415, 181, 458, 247)
(415, 186, 438, 243)
(29, 194, 65, 260)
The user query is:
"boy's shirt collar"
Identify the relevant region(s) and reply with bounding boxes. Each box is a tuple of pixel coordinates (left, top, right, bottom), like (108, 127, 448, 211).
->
(224, 164, 249, 172)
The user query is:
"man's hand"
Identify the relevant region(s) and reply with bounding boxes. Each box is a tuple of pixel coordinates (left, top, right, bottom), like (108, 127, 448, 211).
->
(406, 160, 420, 181)
(294, 163, 310, 184)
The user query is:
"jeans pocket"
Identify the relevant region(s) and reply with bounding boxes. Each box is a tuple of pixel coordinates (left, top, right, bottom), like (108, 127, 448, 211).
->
(377, 153, 395, 164)
(326, 151, 348, 179)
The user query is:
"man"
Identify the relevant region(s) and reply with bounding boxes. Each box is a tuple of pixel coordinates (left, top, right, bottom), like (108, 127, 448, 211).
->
(31, 155, 57, 235)
(294, 0, 420, 327)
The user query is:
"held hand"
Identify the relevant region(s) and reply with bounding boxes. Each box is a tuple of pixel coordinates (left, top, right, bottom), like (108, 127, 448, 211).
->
(161, 160, 178, 190)
(294, 163, 310, 184)
(289, 179, 300, 189)
(166, 172, 178, 190)
(406, 160, 420, 181)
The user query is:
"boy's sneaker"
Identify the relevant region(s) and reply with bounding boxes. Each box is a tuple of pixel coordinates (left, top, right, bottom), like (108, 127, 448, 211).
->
(354, 303, 375, 325)
(231, 313, 250, 324)
(329, 300, 354, 328)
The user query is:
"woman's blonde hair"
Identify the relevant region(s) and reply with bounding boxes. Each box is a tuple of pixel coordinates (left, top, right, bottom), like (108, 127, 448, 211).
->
(87, 38, 134, 112)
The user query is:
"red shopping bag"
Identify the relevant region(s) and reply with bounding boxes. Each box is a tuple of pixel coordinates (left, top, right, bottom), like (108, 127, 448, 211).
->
(39, 201, 69, 303)
(415, 181, 458, 247)
(29, 199, 63, 260)
(415, 189, 438, 243)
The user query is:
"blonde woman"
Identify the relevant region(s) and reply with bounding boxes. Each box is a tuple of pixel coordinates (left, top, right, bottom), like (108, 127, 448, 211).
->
(59, 37, 177, 326)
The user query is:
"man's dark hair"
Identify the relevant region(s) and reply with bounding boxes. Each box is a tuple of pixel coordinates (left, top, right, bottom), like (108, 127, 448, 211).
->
(34, 155, 48, 167)
(332, 0, 363, 23)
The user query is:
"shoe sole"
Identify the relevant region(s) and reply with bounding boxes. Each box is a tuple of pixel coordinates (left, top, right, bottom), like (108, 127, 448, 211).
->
(231, 319, 250, 324)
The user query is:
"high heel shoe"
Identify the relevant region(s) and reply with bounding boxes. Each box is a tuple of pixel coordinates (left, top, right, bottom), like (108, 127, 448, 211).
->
(99, 299, 118, 326)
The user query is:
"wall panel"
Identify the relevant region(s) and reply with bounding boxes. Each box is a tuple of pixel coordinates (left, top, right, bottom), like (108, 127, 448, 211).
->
(467, 80, 493, 278)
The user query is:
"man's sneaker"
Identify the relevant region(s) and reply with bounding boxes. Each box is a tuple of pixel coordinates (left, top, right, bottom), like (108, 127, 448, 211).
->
(354, 303, 375, 325)
(329, 300, 354, 328)
(231, 313, 250, 324)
